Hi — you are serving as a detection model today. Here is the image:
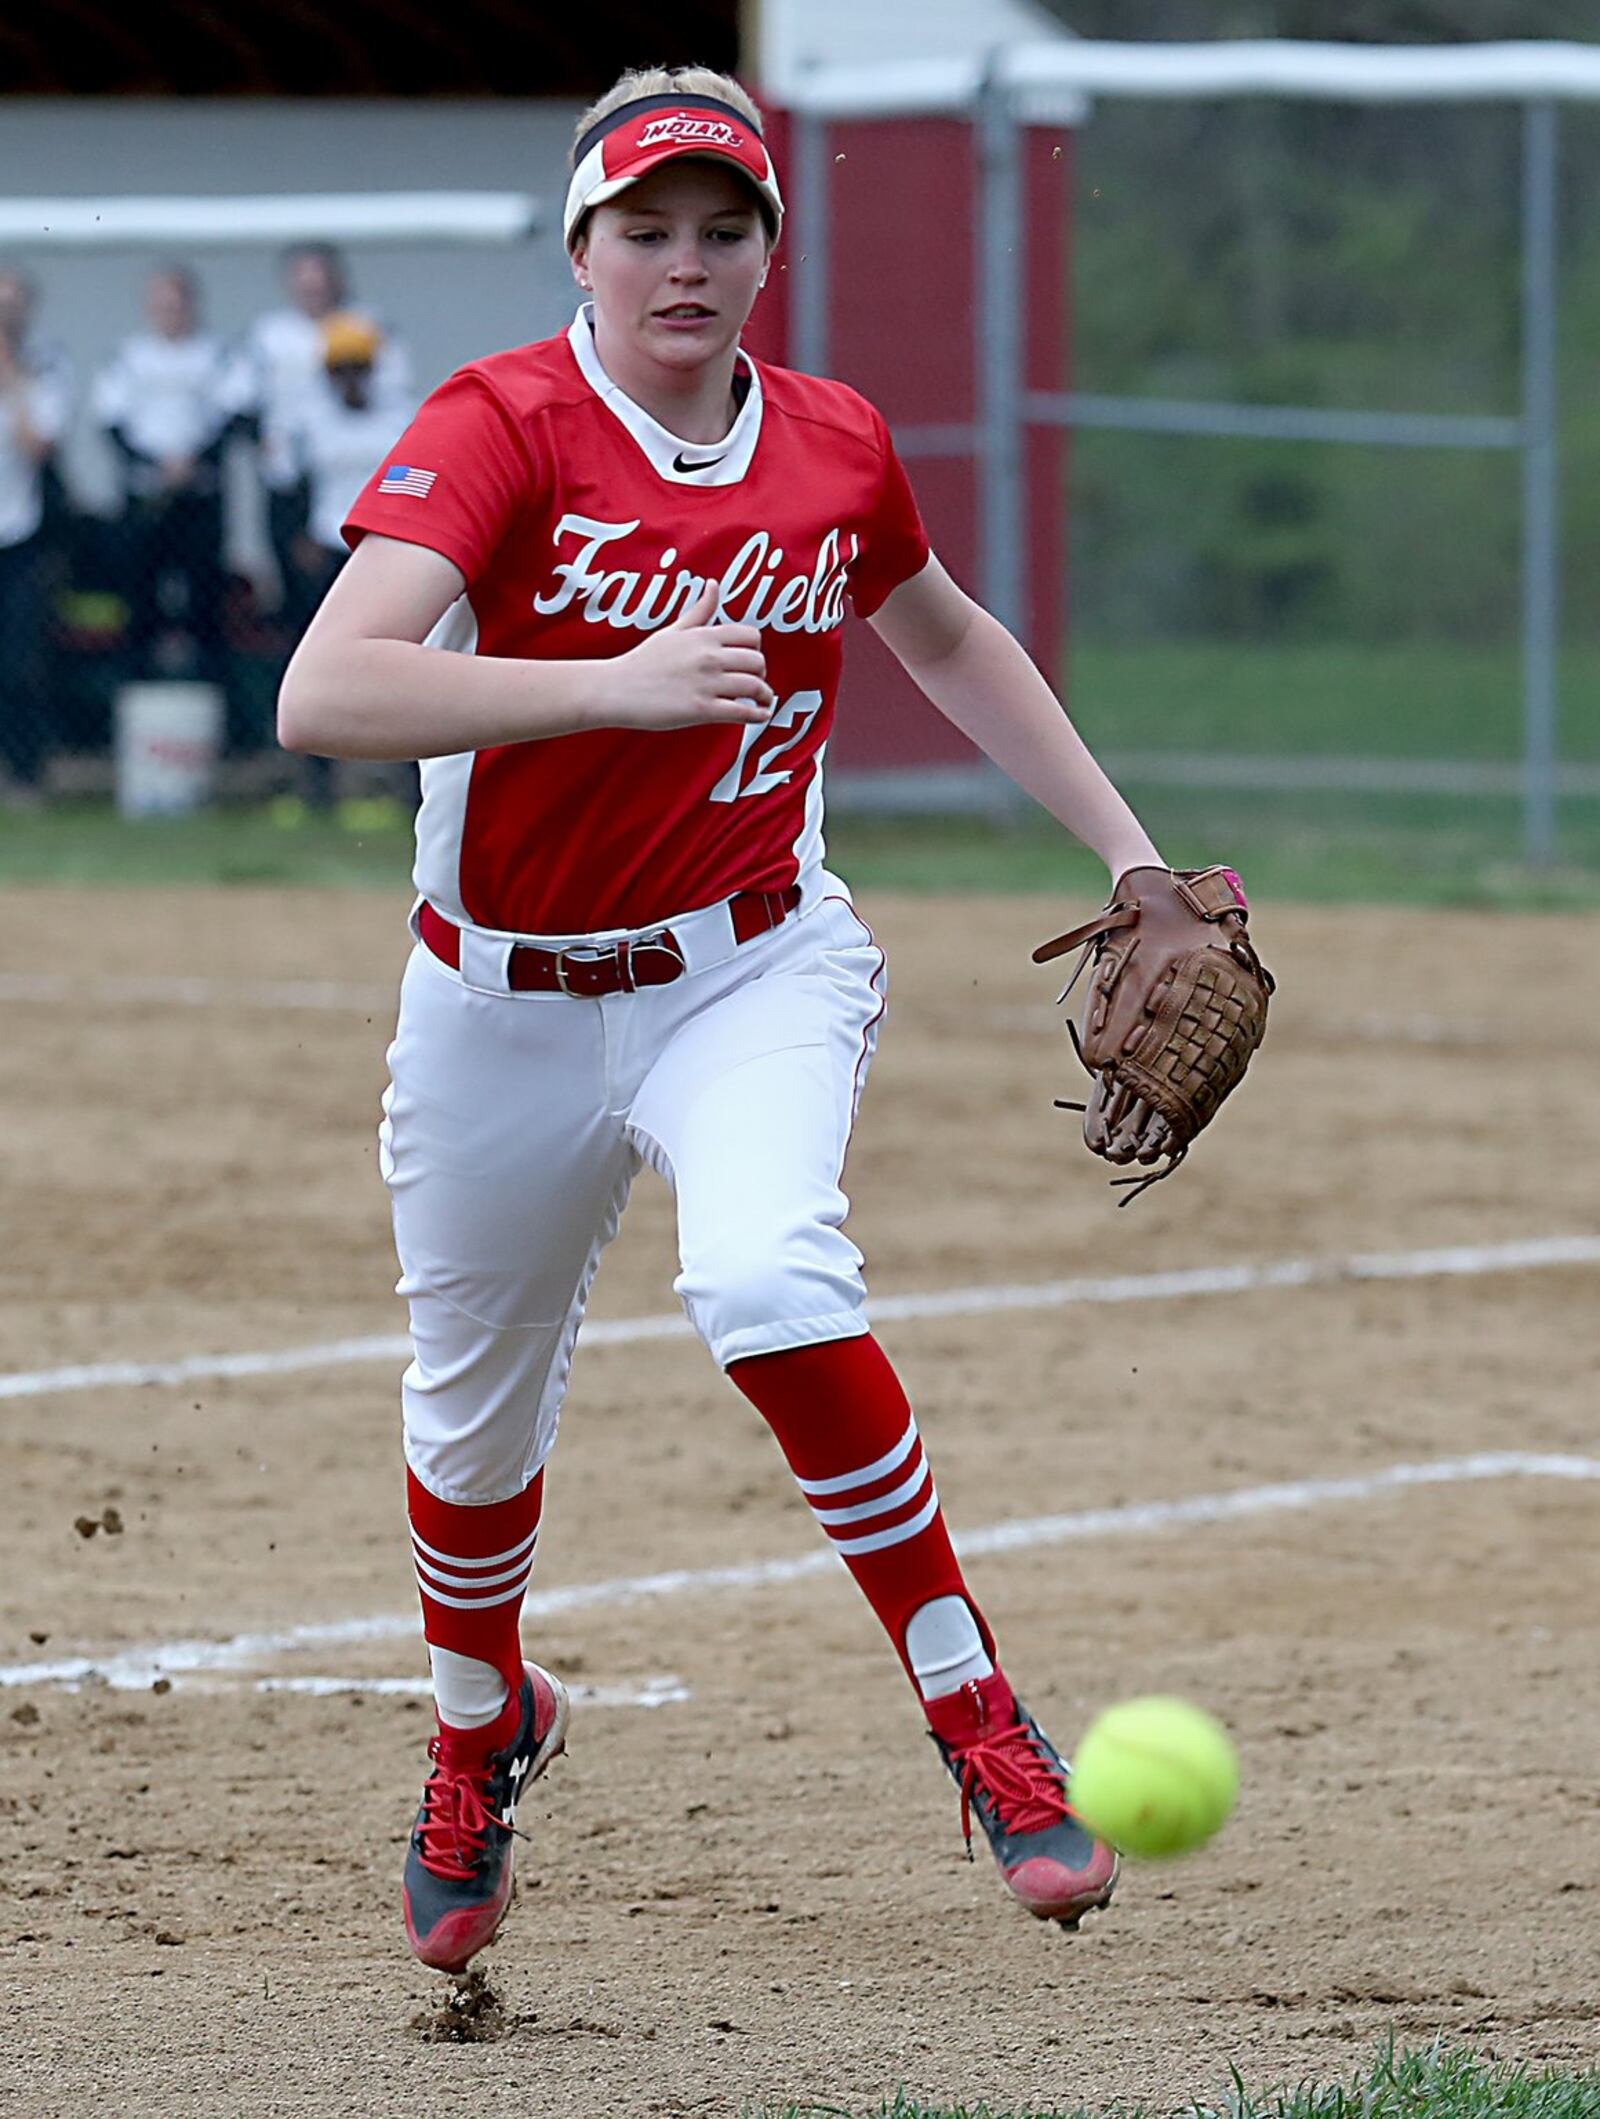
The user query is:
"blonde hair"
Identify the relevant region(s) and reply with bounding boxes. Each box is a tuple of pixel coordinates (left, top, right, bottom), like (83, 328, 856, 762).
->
(570, 66, 764, 168)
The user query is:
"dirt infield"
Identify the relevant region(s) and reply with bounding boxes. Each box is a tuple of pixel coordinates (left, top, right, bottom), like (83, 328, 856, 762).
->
(1, 885, 1596, 2118)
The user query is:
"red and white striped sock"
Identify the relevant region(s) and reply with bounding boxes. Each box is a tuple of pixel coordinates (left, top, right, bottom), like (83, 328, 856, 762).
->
(727, 1335, 995, 1699)
(406, 1466, 543, 1733)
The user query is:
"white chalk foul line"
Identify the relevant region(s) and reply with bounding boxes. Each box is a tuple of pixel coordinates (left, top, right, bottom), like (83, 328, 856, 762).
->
(0, 1333, 419, 1401)
(0, 972, 1512, 1049)
(0, 971, 396, 1012)
(4, 1234, 1599, 1406)
(3, 1451, 1594, 1693)
(245, 1673, 689, 1709)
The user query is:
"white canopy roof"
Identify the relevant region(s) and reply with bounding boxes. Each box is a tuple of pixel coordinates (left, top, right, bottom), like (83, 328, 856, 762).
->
(0, 191, 538, 249)
(785, 39, 1600, 120)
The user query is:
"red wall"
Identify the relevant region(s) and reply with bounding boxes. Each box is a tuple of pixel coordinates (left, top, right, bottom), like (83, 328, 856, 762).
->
(749, 108, 1071, 778)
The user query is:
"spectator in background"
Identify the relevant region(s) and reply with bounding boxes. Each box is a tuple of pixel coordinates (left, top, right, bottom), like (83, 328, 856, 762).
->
(0, 269, 72, 810)
(282, 312, 417, 809)
(92, 265, 244, 708)
(233, 242, 410, 637)
(289, 316, 412, 600)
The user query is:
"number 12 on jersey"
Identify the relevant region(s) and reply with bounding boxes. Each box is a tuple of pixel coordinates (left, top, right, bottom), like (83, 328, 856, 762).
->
(708, 690, 824, 804)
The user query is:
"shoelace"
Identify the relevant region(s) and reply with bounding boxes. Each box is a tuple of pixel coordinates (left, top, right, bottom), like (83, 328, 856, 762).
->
(414, 1738, 509, 1882)
(949, 1715, 1071, 1853)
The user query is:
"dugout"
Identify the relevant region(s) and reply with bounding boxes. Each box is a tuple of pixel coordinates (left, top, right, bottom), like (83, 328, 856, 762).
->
(0, 0, 1083, 808)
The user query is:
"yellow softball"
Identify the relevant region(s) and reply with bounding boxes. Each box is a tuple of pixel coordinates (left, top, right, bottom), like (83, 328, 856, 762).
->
(1068, 1696, 1239, 1859)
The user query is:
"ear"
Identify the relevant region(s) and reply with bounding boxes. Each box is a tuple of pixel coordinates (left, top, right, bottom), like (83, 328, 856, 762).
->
(570, 240, 591, 292)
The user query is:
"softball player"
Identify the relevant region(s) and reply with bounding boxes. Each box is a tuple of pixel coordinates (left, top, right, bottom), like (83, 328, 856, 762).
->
(280, 64, 1165, 1975)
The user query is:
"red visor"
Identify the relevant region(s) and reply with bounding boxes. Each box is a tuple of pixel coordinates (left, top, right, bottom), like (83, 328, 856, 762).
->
(563, 94, 784, 249)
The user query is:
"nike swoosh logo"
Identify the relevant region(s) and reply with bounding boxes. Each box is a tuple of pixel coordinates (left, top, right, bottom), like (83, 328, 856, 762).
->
(672, 450, 727, 474)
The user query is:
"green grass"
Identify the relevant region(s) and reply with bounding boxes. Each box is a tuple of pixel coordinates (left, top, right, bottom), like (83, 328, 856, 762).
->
(749, 2043, 1600, 2119)
(830, 795, 1600, 909)
(0, 797, 418, 889)
(5, 634, 1599, 906)
(3, 793, 1600, 911)
(1067, 641, 1600, 763)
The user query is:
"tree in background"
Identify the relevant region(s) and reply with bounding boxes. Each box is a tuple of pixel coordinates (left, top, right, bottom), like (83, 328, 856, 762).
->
(1048, 2, 1600, 42)
(1046, 3, 1600, 647)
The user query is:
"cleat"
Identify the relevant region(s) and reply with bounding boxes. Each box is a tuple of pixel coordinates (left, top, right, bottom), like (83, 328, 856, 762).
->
(402, 1661, 568, 1972)
(926, 1670, 1118, 1928)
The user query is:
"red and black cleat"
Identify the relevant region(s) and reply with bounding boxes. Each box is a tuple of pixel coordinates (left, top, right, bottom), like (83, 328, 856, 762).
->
(926, 1670, 1118, 1931)
(402, 1662, 569, 1972)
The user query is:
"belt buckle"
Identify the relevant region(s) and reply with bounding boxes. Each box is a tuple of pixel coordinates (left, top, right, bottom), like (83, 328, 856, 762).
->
(552, 941, 617, 997)
(549, 931, 685, 996)
(625, 931, 686, 988)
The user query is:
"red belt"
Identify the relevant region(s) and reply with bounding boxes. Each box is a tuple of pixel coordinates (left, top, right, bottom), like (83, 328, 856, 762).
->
(418, 888, 802, 998)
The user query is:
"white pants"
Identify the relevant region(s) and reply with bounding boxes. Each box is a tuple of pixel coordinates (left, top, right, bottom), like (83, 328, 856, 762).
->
(379, 883, 886, 1505)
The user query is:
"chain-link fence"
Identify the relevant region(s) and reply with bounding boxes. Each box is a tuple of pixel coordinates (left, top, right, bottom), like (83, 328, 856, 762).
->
(0, 281, 324, 807)
(6, 53, 1600, 872)
(788, 40, 1600, 870)
(1059, 85, 1600, 874)
(0, 262, 451, 814)
(0, 167, 553, 817)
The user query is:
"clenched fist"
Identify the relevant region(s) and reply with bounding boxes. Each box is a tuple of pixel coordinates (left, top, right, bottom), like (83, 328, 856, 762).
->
(609, 583, 775, 730)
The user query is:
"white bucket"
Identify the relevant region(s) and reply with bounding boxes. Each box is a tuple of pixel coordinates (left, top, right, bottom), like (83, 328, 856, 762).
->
(113, 682, 224, 818)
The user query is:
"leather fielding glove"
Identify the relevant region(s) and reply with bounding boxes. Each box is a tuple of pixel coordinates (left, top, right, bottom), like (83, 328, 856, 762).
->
(1033, 865, 1274, 1204)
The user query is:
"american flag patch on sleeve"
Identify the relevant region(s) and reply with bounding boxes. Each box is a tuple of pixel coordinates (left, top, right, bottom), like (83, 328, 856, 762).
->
(378, 464, 437, 498)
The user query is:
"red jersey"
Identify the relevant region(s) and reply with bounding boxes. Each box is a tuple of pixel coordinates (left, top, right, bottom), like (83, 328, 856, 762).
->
(344, 309, 930, 937)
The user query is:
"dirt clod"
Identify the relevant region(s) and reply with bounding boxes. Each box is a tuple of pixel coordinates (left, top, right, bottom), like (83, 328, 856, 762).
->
(71, 1506, 125, 1538)
(409, 1967, 513, 2044)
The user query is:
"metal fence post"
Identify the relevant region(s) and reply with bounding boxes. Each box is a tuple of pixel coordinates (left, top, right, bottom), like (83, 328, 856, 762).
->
(1521, 98, 1560, 867)
(976, 65, 1026, 816)
(791, 105, 830, 377)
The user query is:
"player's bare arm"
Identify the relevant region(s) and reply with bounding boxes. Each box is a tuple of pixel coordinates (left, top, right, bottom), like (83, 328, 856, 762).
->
(278, 536, 774, 760)
(868, 553, 1162, 881)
